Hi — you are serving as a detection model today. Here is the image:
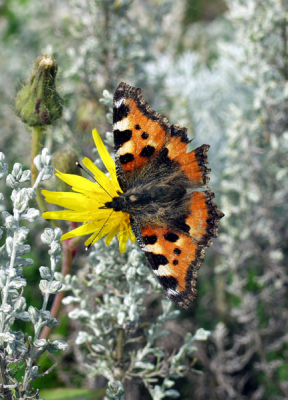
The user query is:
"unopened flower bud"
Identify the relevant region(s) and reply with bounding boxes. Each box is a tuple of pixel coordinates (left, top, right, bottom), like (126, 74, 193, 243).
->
(53, 147, 81, 192)
(15, 55, 63, 127)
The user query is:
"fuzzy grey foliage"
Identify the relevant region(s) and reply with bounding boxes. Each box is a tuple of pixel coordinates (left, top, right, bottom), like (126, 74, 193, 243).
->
(0, 150, 67, 399)
(58, 227, 210, 399)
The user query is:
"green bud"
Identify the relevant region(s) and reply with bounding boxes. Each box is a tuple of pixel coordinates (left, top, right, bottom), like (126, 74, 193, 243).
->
(52, 147, 81, 192)
(15, 55, 63, 127)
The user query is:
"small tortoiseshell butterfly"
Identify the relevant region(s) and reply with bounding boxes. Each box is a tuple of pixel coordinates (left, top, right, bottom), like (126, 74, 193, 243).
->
(106, 82, 224, 309)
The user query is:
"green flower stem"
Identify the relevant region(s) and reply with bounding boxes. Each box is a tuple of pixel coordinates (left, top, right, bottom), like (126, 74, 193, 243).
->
(30, 126, 58, 229)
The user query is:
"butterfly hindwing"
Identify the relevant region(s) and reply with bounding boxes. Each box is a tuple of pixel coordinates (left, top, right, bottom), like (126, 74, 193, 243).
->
(131, 190, 223, 309)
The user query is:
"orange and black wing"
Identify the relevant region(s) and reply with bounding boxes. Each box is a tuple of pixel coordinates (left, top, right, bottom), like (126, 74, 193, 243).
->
(132, 191, 223, 309)
(113, 82, 170, 190)
(113, 83, 211, 190)
(113, 82, 224, 308)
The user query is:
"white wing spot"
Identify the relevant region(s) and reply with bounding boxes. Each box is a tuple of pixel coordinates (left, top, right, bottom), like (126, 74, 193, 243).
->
(167, 288, 179, 296)
(114, 98, 125, 108)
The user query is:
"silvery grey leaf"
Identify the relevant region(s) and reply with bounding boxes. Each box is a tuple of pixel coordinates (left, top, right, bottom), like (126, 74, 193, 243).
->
(134, 361, 155, 370)
(49, 241, 61, 256)
(11, 163, 22, 180)
(33, 154, 43, 171)
(0, 304, 12, 313)
(41, 165, 53, 181)
(19, 170, 31, 183)
(13, 189, 29, 213)
(5, 236, 13, 255)
(45, 317, 58, 328)
(44, 155, 52, 166)
(163, 389, 180, 398)
(28, 306, 39, 324)
(53, 227, 63, 241)
(39, 280, 49, 293)
(14, 339, 27, 354)
(21, 208, 40, 222)
(6, 174, 18, 188)
(15, 311, 30, 322)
(9, 278, 26, 289)
(68, 308, 90, 319)
(41, 228, 54, 245)
(106, 381, 125, 400)
(14, 297, 26, 311)
(16, 227, 29, 244)
(34, 339, 48, 348)
(16, 244, 30, 256)
(48, 281, 62, 294)
(47, 340, 68, 352)
(0, 332, 15, 343)
(29, 366, 39, 379)
(14, 257, 33, 267)
(193, 328, 211, 341)
(39, 266, 51, 279)
(91, 344, 106, 353)
(75, 331, 93, 345)
(62, 295, 81, 305)
(0, 153, 8, 179)
(7, 289, 18, 298)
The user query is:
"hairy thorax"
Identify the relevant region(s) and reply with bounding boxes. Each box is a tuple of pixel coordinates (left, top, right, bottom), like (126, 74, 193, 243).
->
(105, 171, 190, 227)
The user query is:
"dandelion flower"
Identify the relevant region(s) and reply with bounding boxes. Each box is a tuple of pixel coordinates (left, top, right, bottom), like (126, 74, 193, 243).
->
(42, 129, 135, 253)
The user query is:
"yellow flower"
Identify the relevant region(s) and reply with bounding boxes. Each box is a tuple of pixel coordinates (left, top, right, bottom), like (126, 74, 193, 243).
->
(42, 129, 135, 253)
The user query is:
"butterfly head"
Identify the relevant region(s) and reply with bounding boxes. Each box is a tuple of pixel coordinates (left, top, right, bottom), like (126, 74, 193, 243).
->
(104, 193, 130, 213)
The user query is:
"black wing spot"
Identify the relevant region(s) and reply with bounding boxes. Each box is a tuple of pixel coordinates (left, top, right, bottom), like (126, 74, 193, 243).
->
(171, 124, 189, 143)
(158, 275, 178, 290)
(113, 104, 130, 124)
(143, 235, 157, 245)
(173, 260, 179, 266)
(140, 145, 155, 158)
(164, 232, 179, 242)
(114, 129, 132, 150)
(148, 253, 169, 270)
(120, 153, 134, 164)
(135, 124, 141, 130)
(174, 248, 181, 256)
(170, 215, 190, 234)
(141, 132, 149, 139)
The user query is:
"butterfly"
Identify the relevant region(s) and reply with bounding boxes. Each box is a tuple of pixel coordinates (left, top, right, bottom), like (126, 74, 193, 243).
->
(102, 82, 224, 309)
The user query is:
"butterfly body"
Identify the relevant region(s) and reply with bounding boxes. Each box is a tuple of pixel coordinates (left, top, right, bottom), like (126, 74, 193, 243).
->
(112, 82, 224, 309)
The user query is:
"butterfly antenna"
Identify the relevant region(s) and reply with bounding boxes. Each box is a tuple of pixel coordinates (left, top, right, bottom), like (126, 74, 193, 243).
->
(85, 210, 114, 251)
(76, 162, 112, 198)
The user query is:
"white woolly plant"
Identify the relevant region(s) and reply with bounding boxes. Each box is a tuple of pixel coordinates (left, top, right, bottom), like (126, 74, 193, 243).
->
(0, 149, 68, 400)
(57, 237, 210, 400)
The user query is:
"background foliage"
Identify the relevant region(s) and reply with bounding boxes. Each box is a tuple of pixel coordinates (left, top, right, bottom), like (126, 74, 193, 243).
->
(0, 0, 287, 399)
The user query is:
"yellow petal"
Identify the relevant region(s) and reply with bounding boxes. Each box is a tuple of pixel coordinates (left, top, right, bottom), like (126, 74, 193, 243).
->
(42, 190, 88, 211)
(118, 227, 129, 253)
(61, 221, 103, 241)
(105, 225, 120, 245)
(82, 157, 117, 197)
(42, 210, 90, 222)
(55, 171, 100, 193)
(92, 128, 118, 185)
